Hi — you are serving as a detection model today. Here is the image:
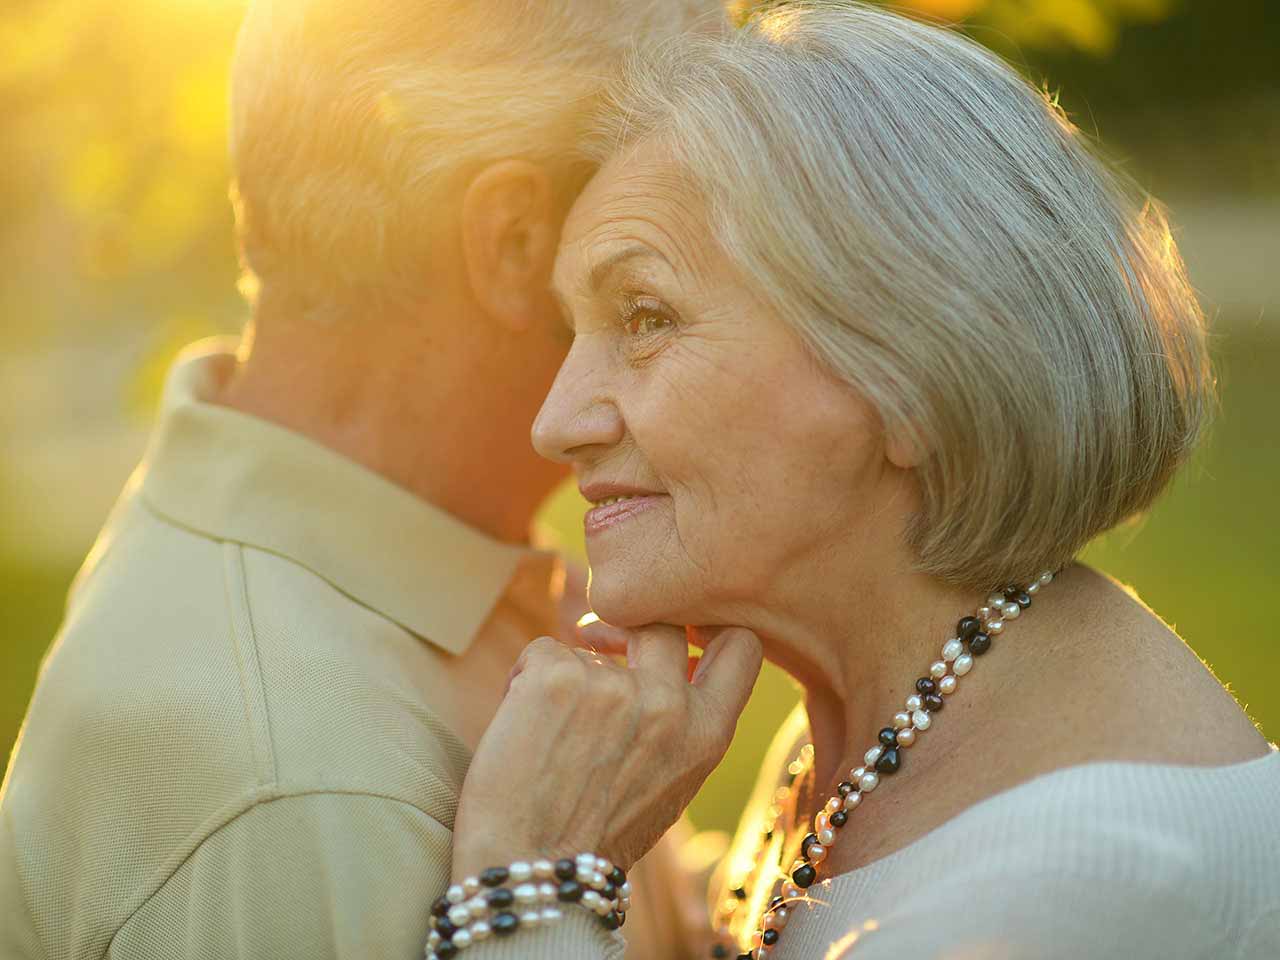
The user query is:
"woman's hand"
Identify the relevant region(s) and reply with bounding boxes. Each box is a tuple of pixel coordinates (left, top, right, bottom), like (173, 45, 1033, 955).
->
(450, 624, 763, 882)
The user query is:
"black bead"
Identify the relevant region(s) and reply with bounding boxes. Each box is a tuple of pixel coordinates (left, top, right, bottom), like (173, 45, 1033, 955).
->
(763, 829, 774, 841)
(431, 895, 451, 918)
(435, 917, 458, 939)
(436, 942, 459, 960)
(737, 954, 754, 960)
(837, 780, 855, 796)
(800, 833, 819, 859)
(602, 882, 617, 901)
(487, 887, 516, 909)
(915, 677, 937, 695)
(923, 693, 944, 712)
(479, 866, 509, 887)
(608, 865, 627, 887)
(830, 809, 848, 827)
(763, 929, 780, 946)
(767, 895, 785, 911)
(1005, 587, 1032, 609)
(557, 880, 584, 902)
(969, 631, 992, 656)
(875, 745, 901, 774)
(957, 616, 981, 642)
(492, 912, 520, 936)
(554, 858, 576, 880)
(792, 864, 817, 888)
(602, 911, 622, 930)
(711, 946, 730, 959)
(878, 726, 898, 746)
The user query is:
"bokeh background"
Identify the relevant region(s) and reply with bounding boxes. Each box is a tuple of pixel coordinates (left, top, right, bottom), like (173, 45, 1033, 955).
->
(2, 0, 1276, 834)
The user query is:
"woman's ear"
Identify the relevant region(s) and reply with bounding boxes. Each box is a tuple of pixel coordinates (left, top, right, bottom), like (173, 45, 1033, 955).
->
(461, 159, 559, 332)
(884, 420, 926, 470)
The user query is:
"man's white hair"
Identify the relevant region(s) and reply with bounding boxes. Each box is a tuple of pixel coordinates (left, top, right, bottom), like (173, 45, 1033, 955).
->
(230, 0, 724, 320)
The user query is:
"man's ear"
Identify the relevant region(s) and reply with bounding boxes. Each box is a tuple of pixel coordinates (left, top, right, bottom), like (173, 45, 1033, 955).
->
(461, 159, 559, 332)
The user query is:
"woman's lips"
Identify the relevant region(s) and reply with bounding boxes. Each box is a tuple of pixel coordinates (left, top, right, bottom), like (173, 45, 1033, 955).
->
(584, 495, 665, 536)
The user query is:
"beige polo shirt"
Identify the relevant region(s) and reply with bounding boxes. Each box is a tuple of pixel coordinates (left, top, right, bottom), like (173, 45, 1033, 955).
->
(0, 342, 625, 959)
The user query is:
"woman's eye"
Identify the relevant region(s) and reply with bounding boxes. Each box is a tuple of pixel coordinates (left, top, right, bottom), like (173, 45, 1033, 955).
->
(621, 298, 677, 338)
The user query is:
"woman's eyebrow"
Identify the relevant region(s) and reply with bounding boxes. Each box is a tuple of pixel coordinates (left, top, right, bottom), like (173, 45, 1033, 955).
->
(587, 244, 672, 293)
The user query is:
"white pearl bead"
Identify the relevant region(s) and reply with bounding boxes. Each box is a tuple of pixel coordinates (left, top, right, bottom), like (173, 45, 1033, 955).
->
(541, 907, 562, 922)
(987, 591, 1006, 607)
(471, 920, 491, 940)
(939, 674, 957, 695)
(509, 861, 533, 883)
(825, 796, 842, 815)
(448, 904, 471, 926)
(808, 842, 826, 863)
(596, 856, 612, 875)
(977, 605, 994, 621)
(844, 791, 861, 810)
(452, 929, 473, 949)
(942, 638, 963, 661)
(514, 883, 538, 904)
(619, 881, 632, 899)
(523, 909, 543, 925)
(532, 859, 554, 879)
(1025, 580, 1040, 595)
(1039, 570, 1054, 585)
(538, 883, 556, 901)
(769, 906, 789, 929)
(1002, 601, 1021, 619)
(954, 652, 973, 675)
(817, 827, 835, 846)
(905, 694, 922, 712)
(864, 745, 883, 766)
(987, 619, 1004, 634)
(576, 853, 596, 869)
(930, 660, 948, 679)
(893, 711, 912, 729)
(589, 871, 606, 889)
(851, 766, 866, 780)
(468, 896, 488, 918)
(576, 866, 594, 883)
(912, 709, 931, 731)
(896, 726, 916, 746)
(859, 771, 879, 792)
(446, 884, 466, 904)
(815, 811, 829, 833)
(782, 883, 802, 900)
(463, 876, 481, 896)
(581, 890, 604, 911)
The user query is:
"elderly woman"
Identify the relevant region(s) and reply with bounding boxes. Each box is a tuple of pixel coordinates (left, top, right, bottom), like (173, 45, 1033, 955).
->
(439, 4, 1280, 959)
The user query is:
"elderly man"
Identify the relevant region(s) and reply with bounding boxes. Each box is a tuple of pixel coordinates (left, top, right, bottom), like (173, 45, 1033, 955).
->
(0, 2, 722, 958)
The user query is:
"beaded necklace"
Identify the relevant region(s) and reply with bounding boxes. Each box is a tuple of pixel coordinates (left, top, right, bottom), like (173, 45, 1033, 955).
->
(708, 572, 1056, 959)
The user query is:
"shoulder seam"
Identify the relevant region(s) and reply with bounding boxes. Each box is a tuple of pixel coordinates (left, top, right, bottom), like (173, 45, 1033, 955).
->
(221, 542, 278, 786)
(103, 789, 452, 959)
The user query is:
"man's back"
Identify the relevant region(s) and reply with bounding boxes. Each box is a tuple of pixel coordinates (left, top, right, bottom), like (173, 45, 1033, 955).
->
(0, 343, 556, 959)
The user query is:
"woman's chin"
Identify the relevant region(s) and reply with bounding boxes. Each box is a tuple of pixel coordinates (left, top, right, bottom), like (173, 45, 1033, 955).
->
(586, 568, 673, 629)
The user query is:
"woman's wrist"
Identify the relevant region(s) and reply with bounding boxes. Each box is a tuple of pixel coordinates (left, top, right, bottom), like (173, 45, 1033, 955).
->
(428, 853, 631, 958)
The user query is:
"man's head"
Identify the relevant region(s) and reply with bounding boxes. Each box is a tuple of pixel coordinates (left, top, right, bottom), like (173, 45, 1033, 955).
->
(224, 0, 724, 541)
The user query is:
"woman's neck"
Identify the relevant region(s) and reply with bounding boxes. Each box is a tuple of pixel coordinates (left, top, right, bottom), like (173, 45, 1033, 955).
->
(729, 558, 994, 792)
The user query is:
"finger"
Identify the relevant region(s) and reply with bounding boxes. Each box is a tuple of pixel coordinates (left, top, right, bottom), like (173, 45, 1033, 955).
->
(625, 623, 692, 679)
(507, 635, 572, 687)
(575, 615, 632, 656)
(689, 627, 763, 718)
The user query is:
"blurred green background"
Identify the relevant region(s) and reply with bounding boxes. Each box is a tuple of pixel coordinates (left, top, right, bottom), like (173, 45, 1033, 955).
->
(1, 0, 1276, 835)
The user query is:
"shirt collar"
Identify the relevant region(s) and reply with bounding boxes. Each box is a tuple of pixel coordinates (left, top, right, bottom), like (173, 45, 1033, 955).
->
(138, 338, 555, 655)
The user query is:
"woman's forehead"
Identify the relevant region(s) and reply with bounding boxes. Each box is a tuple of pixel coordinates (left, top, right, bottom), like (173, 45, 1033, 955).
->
(557, 141, 711, 286)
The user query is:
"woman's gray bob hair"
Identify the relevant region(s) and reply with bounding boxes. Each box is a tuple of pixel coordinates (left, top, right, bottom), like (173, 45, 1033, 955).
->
(590, 0, 1212, 588)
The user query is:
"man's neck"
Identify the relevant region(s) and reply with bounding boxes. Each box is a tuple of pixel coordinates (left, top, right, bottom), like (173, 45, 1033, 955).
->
(214, 314, 563, 544)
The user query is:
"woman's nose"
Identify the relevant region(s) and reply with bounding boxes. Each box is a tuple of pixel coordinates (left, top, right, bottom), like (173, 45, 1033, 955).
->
(532, 343, 625, 465)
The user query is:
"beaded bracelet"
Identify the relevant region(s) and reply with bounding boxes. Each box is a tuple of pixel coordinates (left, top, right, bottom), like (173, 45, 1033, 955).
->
(425, 853, 630, 959)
